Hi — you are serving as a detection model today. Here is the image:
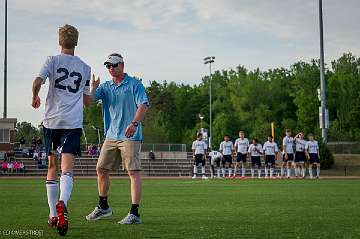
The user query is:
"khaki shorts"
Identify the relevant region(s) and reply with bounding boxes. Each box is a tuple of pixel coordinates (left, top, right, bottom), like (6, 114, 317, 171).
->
(96, 139, 142, 171)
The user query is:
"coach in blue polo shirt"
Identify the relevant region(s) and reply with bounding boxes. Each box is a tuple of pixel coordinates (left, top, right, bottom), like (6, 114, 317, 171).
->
(86, 53, 149, 225)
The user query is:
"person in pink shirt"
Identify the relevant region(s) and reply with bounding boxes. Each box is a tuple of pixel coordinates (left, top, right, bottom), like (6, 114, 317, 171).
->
(13, 161, 20, 173)
(2, 161, 8, 173)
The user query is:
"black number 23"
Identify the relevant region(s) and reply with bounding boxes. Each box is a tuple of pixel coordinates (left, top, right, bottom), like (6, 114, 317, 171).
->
(55, 68, 82, 93)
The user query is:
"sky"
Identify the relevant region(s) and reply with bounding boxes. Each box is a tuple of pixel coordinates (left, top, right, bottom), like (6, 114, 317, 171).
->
(0, 0, 359, 126)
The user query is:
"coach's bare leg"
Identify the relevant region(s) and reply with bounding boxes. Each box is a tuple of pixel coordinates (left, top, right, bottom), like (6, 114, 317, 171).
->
(59, 153, 75, 206)
(128, 170, 142, 204)
(97, 168, 110, 197)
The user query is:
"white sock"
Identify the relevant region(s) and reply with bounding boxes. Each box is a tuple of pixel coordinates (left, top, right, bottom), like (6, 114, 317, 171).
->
(251, 169, 254, 177)
(46, 180, 58, 217)
(242, 167, 246, 177)
(317, 167, 320, 177)
(59, 172, 73, 207)
(228, 168, 232, 177)
(257, 169, 261, 178)
(222, 168, 225, 177)
(217, 169, 220, 178)
(281, 168, 284, 177)
(309, 167, 313, 178)
(233, 167, 237, 176)
(193, 165, 197, 175)
(201, 166, 205, 175)
(302, 167, 306, 177)
(264, 167, 268, 177)
(270, 168, 274, 177)
(287, 168, 291, 177)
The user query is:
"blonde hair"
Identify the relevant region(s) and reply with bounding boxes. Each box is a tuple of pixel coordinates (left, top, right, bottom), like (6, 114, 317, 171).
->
(59, 24, 78, 49)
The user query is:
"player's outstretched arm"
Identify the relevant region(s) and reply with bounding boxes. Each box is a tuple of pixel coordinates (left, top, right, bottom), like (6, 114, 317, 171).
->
(32, 77, 43, 109)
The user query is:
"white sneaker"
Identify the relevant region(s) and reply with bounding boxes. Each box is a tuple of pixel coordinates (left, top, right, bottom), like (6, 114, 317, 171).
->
(192, 175, 197, 179)
(118, 213, 141, 225)
(86, 206, 112, 221)
(202, 175, 208, 180)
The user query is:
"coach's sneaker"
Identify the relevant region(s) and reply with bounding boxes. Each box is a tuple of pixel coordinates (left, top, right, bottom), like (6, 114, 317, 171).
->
(56, 200, 68, 236)
(118, 213, 142, 225)
(86, 205, 113, 221)
(48, 217, 57, 228)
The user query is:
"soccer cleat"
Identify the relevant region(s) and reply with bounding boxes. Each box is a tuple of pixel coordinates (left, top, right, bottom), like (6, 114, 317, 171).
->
(56, 200, 68, 236)
(48, 217, 57, 228)
(86, 205, 113, 221)
(118, 213, 141, 225)
(202, 175, 208, 180)
(191, 175, 197, 179)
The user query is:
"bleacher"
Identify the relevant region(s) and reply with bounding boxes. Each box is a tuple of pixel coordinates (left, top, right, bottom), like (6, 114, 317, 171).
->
(2, 151, 194, 177)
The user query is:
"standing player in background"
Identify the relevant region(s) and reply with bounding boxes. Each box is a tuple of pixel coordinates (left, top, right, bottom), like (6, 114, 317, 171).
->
(294, 132, 307, 178)
(248, 138, 263, 178)
(282, 129, 294, 178)
(234, 131, 249, 178)
(191, 133, 208, 179)
(31, 24, 91, 236)
(208, 149, 223, 179)
(263, 135, 278, 179)
(219, 135, 234, 178)
(305, 133, 321, 179)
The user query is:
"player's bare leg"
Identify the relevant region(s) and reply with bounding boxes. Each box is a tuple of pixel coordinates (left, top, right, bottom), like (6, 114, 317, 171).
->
(46, 154, 58, 227)
(97, 168, 110, 197)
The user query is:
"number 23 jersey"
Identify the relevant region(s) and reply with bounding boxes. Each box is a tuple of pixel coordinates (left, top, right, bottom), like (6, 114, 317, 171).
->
(38, 54, 91, 129)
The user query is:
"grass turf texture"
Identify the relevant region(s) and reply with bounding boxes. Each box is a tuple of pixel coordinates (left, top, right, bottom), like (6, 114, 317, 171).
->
(0, 179, 359, 239)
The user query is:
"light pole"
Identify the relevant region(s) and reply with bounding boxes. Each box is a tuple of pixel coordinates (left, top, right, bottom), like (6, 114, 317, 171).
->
(3, 0, 7, 118)
(318, 0, 328, 143)
(91, 125, 101, 148)
(204, 56, 215, 149)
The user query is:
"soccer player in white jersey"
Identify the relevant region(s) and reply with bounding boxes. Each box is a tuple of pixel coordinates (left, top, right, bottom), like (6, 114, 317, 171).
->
(305, 133, 320, 179)
(294, 132, 307, 178)
(263, 135, 278, 179)
(234, 131, 249, 178)
(31, 24, 91, 236)
(248, 138, 263, 178)
(208, 149, 223, 178)
(219, 135, 234, 178)
(282, 128, 294, 178)
(191, 133, 208, 179)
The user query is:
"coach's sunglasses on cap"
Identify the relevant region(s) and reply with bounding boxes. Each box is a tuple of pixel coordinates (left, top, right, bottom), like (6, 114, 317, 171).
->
(105, 63, 119, 69)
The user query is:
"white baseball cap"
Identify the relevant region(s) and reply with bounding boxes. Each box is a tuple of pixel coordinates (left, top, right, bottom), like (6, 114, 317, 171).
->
(104, 53, 124, 65)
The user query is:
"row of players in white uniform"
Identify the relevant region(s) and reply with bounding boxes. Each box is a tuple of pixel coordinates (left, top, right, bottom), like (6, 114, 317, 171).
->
(192, 129, 320, 179)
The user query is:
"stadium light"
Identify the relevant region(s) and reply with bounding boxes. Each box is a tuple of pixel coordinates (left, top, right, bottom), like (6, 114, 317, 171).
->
(203, 56, 215, 148)
(318, 0, 328, 143)
(198, 114, 204, 128)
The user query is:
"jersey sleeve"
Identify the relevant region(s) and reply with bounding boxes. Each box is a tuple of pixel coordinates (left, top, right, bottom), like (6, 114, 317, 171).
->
(191, 141, 195, 150)
(38, 56, 53, 83)
(219, 142, 223, 152)
(282, 137, 286, 147)
(203, 142, 208, 150)
(305, 142, 309, 150)
(275, 143, 279, 152)
(134, 82, 149, 107)
(83, 66, 91, 96)
(248, 145, 252, 153)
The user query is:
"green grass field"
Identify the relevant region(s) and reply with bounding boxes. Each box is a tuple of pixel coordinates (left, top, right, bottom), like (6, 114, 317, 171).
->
(0, 178, 360, 239)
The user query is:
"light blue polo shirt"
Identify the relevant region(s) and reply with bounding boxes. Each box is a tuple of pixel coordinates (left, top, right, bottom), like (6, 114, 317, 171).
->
(95, 73, 149, 141)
